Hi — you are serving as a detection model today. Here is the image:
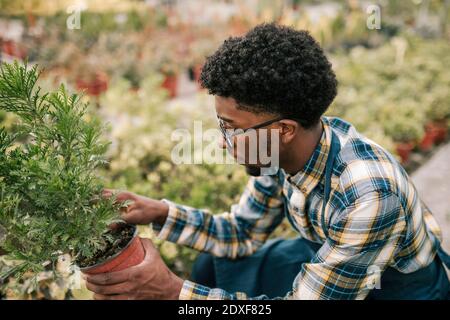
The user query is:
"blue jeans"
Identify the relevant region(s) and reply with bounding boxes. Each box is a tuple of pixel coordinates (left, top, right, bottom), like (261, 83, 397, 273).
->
(191, 237, 450, 300)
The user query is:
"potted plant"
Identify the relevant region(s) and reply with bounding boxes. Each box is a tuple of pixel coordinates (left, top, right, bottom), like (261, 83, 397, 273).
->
(73, 60, 109, 98)
(189, 39, 215, 88)
(424, 87, 450, 145)
(0, 61, 144, 282)
(158, 59, 180, 99)
(75, 70, 109, 97)
(420, 122, 438, 152)
(381, 103, 424, 164)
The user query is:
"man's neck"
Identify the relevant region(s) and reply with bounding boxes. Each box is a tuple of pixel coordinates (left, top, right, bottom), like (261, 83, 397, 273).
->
(282, 121, 324, 176)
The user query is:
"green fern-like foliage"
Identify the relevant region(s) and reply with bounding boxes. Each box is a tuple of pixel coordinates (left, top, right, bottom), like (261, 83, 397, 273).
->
(0, 61, 122, 280)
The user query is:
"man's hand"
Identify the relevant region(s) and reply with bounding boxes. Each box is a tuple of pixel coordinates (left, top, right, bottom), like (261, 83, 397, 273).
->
(84, 238, 184, 300)
(103, 189, 169, 226)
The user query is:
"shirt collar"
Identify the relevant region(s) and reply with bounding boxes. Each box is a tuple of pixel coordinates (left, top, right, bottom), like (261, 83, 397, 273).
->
(284, 117, 332, 196)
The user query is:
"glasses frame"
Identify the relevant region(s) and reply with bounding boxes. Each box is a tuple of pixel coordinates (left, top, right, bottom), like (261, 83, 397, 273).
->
(217, 115, 284, 149)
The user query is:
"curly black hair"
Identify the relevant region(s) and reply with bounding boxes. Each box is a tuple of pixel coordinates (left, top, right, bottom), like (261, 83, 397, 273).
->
(200, 23, 338, 128)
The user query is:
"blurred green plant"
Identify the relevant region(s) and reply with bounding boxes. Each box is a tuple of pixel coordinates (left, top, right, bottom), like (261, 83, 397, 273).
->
(1, 5, 450, 297)
(330, 36, 450, 150)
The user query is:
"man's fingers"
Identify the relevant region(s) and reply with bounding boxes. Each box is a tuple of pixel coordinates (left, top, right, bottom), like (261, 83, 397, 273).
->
(102, 189, 136, 208)
(102, 189, 131, 201)
(116, 192, 136, 203)
(139, 238, 157, 262)
(102, 189, 114, 198)
(86, 281, 132, 296)
(140, 238, 155, 251)
(120, 201, 135, 213)
(108, 222, 121, 230)
(84, 269, 130, 286)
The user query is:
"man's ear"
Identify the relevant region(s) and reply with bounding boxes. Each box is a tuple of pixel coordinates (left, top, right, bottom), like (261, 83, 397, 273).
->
(278, 119, 299, 144)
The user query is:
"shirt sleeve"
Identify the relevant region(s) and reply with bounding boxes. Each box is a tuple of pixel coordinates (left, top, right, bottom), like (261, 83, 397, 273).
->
(152, 175, 285, 259)
(177, 191, 407, 300)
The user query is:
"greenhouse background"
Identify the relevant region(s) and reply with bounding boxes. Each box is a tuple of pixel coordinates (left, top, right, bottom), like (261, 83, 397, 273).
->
(0, 0, 449, 299)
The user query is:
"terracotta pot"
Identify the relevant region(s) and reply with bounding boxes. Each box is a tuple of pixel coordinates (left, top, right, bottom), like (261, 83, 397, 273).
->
(89, 79, 108, 96)
(80, 226, 145, 275)
(76, 72, 108, 97)
(27, 12, 36, 27)
(395, 141, 415, 164)
(1, 40, 26, 59)
(161, 74, 178, 98)
(420, 123, 439, 152)
(193, 64, 203, 89)
(2, 40, 15, 56)
(431, 120, 448, 144)
(231, 19, 247, 36)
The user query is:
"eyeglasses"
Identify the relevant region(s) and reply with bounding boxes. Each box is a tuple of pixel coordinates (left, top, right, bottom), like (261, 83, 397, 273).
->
(217, 115, 283, 149)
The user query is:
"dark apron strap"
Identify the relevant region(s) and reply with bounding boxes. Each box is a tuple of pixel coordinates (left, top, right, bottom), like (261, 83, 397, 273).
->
(320, 131, 341, 239)
(281, 130, 341, 238)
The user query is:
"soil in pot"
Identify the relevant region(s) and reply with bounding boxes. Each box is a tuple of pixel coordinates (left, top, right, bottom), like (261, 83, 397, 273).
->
(75, 224, 144, 274)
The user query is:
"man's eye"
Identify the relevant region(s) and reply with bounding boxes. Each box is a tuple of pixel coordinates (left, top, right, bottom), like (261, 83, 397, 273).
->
(223, 124, 234, 130)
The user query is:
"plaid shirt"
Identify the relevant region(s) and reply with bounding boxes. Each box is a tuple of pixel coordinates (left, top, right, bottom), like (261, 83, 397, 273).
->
(154, 116, 443, 300)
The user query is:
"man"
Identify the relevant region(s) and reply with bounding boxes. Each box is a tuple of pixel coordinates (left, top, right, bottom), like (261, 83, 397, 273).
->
(85, 23, 450, 300)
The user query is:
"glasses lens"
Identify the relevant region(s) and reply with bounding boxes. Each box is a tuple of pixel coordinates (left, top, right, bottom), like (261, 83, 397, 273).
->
(225, 135, 233, 149)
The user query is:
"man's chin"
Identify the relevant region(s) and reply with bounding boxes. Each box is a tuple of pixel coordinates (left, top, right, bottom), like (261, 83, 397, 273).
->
(244, 165, 262, 177)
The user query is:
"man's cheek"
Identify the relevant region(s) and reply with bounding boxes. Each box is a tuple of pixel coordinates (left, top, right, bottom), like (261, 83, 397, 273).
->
(234, 136, 253, 164)
(227, 137, 241, 162)
(233, 135, 267, 166)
